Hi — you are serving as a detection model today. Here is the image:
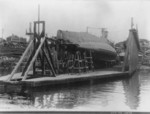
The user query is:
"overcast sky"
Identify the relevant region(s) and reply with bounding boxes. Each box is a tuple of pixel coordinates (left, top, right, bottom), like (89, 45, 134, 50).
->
(0, 0, 149, 43)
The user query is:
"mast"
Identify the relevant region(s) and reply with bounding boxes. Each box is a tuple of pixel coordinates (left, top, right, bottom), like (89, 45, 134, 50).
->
(131, 17, 134, 29)
(38, 4, 40, 36)
(136, 24, 138, 33)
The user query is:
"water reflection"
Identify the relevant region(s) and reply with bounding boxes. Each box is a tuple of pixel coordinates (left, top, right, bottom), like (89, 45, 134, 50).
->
(138, 69, 150, 86)
(122, 71, 140, 109)
(24, 81, 117, 109)
(1, 68, 150, 110)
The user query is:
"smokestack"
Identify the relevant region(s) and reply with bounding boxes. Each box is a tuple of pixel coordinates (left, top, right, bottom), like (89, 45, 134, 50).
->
(101, 28, 108, 39)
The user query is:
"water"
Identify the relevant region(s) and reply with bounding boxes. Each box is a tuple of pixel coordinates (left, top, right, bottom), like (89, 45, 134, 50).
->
(0, 67, 150, 111)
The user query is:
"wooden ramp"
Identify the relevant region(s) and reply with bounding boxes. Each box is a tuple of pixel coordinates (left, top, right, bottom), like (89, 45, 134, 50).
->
(0, 70, 129, 87)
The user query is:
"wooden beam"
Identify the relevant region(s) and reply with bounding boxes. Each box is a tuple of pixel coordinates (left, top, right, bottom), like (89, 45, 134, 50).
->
(41, 44, 45, 75)
(45, 39, 56, 73)
(21, 39, 40, 76)
(33, 35, 36, 76)
(7, 39, 34, 81)
(22, 37, 46, 81)
(42, 48, 56, 77)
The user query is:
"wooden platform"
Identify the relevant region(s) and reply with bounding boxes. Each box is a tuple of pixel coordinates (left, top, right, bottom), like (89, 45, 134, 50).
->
(0, 70, 129, 87)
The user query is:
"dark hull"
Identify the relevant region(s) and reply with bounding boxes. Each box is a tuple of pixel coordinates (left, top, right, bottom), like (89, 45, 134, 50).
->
(78, 46, 117, 69)
(93, 50, 117, 69)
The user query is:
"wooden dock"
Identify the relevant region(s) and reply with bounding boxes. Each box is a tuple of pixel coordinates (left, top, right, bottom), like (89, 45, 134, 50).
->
(0, 70, 129, 87)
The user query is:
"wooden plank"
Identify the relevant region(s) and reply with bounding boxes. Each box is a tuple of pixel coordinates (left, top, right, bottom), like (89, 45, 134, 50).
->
(21, 39, 39, 76)
(7, 39, 34, 81)
(42, 48, 56, 77)
(22, 70, 129, 87)
(41, 44, 45, 75)
(45, 39, 56, 73)
(22, 37, 46, 81)
(0, 69, 129, 87)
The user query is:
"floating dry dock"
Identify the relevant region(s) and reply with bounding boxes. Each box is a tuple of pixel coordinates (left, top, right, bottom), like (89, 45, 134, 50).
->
(0, 70, 129, 87)
(0, 20, 140, 89)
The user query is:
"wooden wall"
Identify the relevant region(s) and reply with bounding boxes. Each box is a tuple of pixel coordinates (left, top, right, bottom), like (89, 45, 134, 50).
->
(123, 29, 140, 74)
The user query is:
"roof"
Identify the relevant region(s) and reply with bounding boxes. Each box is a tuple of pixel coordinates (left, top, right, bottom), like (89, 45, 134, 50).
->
(56, 30, 116, 53)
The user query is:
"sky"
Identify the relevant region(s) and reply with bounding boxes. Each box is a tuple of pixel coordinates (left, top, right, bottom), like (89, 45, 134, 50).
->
(0, 0, 150, 43)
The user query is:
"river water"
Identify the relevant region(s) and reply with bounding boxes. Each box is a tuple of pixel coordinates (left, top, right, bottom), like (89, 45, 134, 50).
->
(0, 67, 150, 111)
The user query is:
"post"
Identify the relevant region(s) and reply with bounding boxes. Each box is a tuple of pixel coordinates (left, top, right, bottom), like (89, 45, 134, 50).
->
(42, 43, 45, 75)
(22, 37, 46, 81)
(33, 22, 37, 76)
(38, 4, 40, 36)
(131, 17, 134, 29)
